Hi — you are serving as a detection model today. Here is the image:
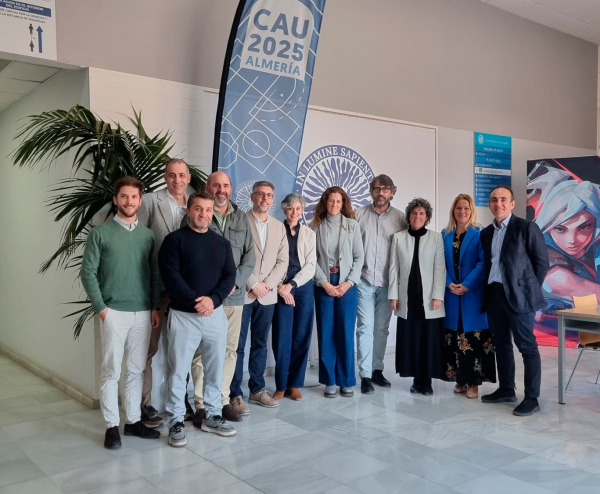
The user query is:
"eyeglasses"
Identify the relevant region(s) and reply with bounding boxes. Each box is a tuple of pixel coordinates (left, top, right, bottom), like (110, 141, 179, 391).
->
(373, 187, 391, 194)
(253, 192, 274, 199)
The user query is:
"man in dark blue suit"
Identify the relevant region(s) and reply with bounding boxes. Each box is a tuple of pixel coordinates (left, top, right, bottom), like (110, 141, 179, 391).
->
(480, 186, 549, 416)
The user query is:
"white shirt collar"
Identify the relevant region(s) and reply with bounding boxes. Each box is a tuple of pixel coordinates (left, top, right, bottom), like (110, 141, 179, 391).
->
(252, 211, 271, 225)
(167, 191, 187, 207)
(113, 214, 138, 231)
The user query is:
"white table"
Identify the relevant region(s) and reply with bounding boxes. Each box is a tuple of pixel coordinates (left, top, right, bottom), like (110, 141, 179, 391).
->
(556, 306, 600, 404)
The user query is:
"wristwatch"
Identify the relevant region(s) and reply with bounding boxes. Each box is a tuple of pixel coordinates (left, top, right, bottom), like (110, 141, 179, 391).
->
(290, 280, 297, 288)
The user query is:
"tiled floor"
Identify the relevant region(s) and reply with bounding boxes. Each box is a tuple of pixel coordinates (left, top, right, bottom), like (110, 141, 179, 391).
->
(2, 346, 600, 493)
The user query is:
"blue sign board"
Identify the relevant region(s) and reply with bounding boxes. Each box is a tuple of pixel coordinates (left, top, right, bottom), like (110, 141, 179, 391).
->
(474, 132, 512, 206)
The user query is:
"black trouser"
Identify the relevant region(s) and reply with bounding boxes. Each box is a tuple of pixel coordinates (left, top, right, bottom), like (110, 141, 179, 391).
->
(485, 283, 541, 399)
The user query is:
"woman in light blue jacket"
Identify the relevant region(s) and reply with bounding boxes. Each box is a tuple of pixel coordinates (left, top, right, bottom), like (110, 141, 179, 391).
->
(311, 186, 364, 398)
(442, 194, 496, 399)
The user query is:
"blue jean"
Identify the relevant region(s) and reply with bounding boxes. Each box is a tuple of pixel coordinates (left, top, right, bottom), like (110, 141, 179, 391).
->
(314, 274, 358, 387)
(165, 307, 227, 428)
(230, 300, 275, 397)
(356, 278, 392, 378)
(272, 281, 315, 390)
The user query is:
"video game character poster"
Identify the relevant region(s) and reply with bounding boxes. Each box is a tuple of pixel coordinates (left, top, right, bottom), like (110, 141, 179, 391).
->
(527, 156, 600, 347)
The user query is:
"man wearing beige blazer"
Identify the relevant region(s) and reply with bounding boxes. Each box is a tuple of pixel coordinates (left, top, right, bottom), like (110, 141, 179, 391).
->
(229, 181, 289, 413)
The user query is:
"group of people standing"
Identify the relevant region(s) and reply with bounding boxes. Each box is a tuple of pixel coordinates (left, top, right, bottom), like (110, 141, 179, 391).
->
(81, 158, 549, 450)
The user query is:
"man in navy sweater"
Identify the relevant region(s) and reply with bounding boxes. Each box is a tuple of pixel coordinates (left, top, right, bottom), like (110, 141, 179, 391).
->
(159, 191, 236, 447)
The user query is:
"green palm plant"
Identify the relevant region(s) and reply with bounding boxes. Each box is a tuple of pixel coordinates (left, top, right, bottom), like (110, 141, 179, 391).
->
(12, 104, 207, 338)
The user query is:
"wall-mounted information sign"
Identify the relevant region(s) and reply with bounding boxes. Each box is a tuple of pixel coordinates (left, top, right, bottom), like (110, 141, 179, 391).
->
(474, 132, 512, 206)
(0, 0, 57, 60)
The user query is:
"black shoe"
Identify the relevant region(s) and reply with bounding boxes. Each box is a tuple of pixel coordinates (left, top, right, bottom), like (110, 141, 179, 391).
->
(361, 378, 375, 395)
(410, 379, 421, 394)
(192, 408, 205, 429)
(371, 370, 391, 388)
(124, 421, 160, 439)
(184, 392, 194, 421)
(481, 388, 517, 404)
(419, 379, 433, 396)
(513, 398, 540, 416)
(222, 404, 242, 422)
(421, 384, 433, 396)
(141, 404, 164, 428)
(104, 426, 121, 449)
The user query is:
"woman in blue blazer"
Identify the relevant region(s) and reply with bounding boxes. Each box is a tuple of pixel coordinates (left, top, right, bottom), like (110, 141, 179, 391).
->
(442, 194, 496, 399)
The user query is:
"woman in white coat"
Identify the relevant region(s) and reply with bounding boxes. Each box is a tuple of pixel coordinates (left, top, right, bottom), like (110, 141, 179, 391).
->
(389, 197, 447, 395)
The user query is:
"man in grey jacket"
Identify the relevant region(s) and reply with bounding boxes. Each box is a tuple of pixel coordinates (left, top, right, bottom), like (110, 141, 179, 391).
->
(189, 171, 256, 424)
(137, 158, 191, 427)
(355, 175, 407, 394)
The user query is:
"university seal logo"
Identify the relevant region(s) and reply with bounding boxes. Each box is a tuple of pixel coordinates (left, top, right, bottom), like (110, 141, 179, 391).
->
(295, 145, 375, 223)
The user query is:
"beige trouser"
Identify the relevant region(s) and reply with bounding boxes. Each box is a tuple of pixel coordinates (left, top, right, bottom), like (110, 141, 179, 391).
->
(141, 290, 170, 406)
(192, 305, 243, 408)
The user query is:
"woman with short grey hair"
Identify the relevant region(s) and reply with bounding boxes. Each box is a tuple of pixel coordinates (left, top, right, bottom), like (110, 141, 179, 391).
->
(388, 197, 447, 395)
(280, 193, 306, 210)
(271, 193, 316, 401)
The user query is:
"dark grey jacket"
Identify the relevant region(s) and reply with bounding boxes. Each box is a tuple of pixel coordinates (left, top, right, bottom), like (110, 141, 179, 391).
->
(182, 202, 255, 306)
(481, 214, 549, 314)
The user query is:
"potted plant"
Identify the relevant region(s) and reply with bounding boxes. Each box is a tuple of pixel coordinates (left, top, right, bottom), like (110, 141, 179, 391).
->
(13, 105, 207, 337)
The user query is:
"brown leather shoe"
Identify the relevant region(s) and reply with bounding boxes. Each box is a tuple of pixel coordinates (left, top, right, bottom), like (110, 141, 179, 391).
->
(287, 388, 302, 401)
(249, 389, 279, 408)
(273, 390, 285, 400)
(222, 404, 242, 422)
(192, 408, 205, 429)
(230, 396, 250, 416)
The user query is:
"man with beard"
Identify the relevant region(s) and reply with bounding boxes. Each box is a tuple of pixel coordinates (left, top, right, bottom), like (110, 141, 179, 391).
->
(187, 171, 255, 426)
(355, 175, 408, 394)
(137, 158, 192, 427)
(229, 181, 289, 412)
(159, 191, 237, 447)
(81, 177, 162, 449)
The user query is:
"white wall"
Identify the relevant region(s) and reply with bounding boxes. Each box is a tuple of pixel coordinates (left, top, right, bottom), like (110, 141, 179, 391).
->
(55, 0, 597, 150)
(89, 68, 214, 176)
(437, 127, 596, 228)
(0, 68, 96, 400)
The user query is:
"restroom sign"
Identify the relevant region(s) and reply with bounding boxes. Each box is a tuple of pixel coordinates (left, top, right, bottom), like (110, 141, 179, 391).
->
(0, 0, 57, 60)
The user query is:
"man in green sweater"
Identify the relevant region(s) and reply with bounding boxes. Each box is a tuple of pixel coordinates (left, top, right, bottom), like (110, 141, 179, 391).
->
(81, 177, 162, 449)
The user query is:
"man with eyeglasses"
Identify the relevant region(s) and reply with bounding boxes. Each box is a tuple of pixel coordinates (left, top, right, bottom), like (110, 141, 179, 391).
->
(229, 181, 289, 413)
(355, 175, 408, 394)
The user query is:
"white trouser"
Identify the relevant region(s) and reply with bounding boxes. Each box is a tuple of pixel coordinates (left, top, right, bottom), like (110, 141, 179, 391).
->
(356, 278, 393, 378)
(100, 309, 152, 428)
